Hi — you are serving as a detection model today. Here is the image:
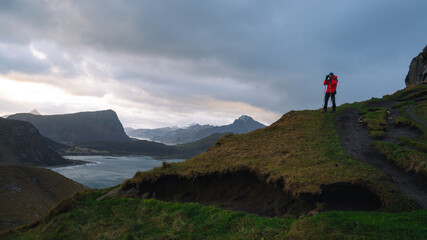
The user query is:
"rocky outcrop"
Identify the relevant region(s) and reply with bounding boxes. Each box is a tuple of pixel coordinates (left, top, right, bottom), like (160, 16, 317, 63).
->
(0, 118, 72, 166)
(405, 45, 427, 86)
(8, 110, 130, 143)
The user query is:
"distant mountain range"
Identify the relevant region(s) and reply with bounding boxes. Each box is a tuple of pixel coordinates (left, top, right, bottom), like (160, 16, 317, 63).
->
(8, 110, 129, 143)
(125, 115, 266, 144)
(125, 127, 177, 140)
(71, 132, 231, 159)
(5, 110, 264, 159)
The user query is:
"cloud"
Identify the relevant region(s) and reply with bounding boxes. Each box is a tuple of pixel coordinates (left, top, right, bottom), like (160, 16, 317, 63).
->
(0, 0, 426, 128)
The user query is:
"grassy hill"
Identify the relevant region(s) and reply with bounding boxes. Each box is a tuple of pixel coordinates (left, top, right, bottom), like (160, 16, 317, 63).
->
(2, 85, 426, 239)
(0, 166, 86, 231)
(120, 86, 427, 215)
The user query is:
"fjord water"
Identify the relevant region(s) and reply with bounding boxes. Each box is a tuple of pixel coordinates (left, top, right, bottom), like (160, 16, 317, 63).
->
(49, 156, 185, 189)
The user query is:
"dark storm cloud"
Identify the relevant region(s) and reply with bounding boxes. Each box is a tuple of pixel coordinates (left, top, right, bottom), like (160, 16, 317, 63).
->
(0, 0, 426, 126)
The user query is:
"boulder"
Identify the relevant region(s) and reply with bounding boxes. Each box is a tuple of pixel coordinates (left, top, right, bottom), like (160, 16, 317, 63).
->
(405, 45, 427, 86)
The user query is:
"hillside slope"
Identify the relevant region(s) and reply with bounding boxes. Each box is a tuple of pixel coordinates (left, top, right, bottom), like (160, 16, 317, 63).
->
(0, 166, 86, 231)
(0, 118, 73, 166)
(8, 110, 129, 143)
(335, 86, 427, 207)
(116, 87, 427, 217)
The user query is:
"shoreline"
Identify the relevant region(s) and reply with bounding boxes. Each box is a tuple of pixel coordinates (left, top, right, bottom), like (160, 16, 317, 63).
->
(61, 154, 188, 161)
(47, 159, 94, 168)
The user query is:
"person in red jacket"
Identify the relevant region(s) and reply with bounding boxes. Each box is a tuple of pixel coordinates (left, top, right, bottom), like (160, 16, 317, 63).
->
(323, 72, 338, 113)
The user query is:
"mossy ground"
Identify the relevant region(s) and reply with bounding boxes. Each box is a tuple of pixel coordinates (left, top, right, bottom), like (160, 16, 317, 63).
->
(2, 191, 426, 240)
(374, 141, 427, 178)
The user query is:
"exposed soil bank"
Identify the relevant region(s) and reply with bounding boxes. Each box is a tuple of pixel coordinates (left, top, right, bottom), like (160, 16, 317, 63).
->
(119, 169, 382, 217)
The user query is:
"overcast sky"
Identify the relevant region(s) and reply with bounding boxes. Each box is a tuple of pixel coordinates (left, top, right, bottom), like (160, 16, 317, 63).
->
(0, 0, 426, 128)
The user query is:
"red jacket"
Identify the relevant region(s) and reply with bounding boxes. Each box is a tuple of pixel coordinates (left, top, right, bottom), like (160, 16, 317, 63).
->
(324, 75, 338, 93)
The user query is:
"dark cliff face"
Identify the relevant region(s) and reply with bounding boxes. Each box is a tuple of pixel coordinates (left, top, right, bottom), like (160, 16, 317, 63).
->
(8, 110, 130, 143)
(405, 45, 427, 86)
(0, 118, 70, 166)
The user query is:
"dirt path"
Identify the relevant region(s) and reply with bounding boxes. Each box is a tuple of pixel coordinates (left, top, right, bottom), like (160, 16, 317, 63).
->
(334, 108, 427, 208)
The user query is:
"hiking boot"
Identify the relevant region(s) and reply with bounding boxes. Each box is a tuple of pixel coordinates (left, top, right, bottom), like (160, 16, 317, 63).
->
(323, 108, 327, 113)
(331, 109, 336, 113)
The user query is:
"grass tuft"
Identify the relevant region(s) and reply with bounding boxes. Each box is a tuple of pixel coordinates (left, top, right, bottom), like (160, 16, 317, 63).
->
(359, 108, 388, 138)
(374, 142, 427, 178)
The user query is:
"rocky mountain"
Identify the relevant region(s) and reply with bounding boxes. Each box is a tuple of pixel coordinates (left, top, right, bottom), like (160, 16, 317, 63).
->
(0, 118, 73, 166)
(196, 115, 266, 136)
(405, 45, 427, 86)
(129, 115, 265, 144)
(8, 110, 130, 143)
(0, 165, 86, 231)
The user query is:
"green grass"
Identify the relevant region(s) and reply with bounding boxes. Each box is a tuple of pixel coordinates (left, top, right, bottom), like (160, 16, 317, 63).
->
(286, 209, 427, 240)
(395, 104, 427, 139)
(399, 137, 427, 153)
(382, 85, 427, 102)
(2, 191, 294, 240)
(413, 101, 427, 122)
(374, 142, 427, 178)
(3, 191, 427, 240)
(358, 107, 388, 139)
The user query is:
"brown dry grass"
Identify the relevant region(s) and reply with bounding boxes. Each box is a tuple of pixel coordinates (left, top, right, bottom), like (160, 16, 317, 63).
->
(0, 166, 86, 231)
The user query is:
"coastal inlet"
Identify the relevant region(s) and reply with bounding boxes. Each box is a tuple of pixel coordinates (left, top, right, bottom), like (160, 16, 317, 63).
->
(49, 156, 185, 189)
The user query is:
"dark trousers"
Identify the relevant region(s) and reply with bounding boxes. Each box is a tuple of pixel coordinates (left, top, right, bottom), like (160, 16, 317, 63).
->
(324, 92, 336, 111)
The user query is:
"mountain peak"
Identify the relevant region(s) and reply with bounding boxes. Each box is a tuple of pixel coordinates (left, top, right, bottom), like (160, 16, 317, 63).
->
(30, 109, 41, 115)
(237, 115, 253, 121)
(231, 115, 266, 131)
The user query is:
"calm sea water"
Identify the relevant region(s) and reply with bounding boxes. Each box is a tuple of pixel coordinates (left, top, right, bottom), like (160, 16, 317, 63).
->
(49, 156, 185, 189)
